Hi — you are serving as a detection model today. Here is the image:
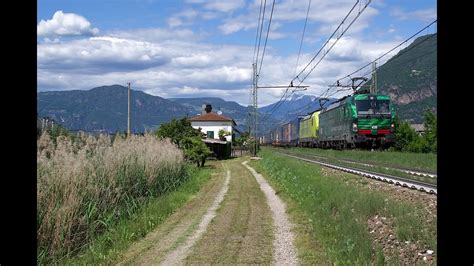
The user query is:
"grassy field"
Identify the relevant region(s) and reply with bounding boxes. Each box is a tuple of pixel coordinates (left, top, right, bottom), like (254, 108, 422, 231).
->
(37, 133, 193, 264)
(251, 149, 436, 264)
(268, 146, 437, 173)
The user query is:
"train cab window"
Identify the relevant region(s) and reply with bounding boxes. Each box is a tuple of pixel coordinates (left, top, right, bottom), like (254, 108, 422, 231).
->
(356, 99, 390, 115)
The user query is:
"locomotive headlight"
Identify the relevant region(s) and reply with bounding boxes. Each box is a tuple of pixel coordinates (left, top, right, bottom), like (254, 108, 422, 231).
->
(352, 122, 358, 132)
(390, 123, 395, 132)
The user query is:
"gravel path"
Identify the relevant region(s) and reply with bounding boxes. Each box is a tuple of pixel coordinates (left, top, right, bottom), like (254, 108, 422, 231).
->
(159, 168, 231, 266)
(242, 161, 299, 265)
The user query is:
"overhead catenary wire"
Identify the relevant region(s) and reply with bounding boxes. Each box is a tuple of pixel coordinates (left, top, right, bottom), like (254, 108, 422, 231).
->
(252, 0, 265, 64)
(255, 0, 268, 68)
(264, 21, 437, 134)
(293, 0, 312, 77)
(257, 0, 276, 80)
(327, 20, 437, 92)
(327, 31, 437, 99)
(261, 0, 372, 124)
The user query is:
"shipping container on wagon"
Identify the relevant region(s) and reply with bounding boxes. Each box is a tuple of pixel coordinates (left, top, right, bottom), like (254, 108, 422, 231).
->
(281, 123, 292, 145)
(289, 118, 300, 145)
(273, 126, 284, 146)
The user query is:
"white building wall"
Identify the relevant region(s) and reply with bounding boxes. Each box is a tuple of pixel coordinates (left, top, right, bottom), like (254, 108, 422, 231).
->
(191, 121, 233, 142)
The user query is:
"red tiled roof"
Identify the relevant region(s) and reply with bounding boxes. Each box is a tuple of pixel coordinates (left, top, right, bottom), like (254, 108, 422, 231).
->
(189, 112, 235, 124)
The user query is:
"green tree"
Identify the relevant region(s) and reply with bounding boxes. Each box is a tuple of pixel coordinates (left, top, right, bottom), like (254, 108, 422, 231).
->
(180, 136, 212, 167)
(234, 131, 250, 147)
(393, 116, 420, 152)
(218, 129, 230, 141)
(422, 109, 437, 152)
(154, 117, 202, 148)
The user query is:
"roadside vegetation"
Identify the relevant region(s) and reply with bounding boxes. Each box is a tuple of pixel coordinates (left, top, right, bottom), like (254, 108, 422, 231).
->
(37, 120, 214, 264)
(64, 164, 213, 265)
(253, 149, 436, 264)
(392, 109, 437, 153)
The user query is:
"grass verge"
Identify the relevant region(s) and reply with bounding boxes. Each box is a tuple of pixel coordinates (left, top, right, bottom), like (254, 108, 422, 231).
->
(61, 164, 213, 265)
(267, 146, 437, 173)
(253, 149, 436, 264)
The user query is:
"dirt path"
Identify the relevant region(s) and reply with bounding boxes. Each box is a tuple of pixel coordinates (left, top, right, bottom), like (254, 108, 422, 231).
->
(185, 157, 274, 264)
(116, 157, 296, 265)
(243, 160, 299, 265)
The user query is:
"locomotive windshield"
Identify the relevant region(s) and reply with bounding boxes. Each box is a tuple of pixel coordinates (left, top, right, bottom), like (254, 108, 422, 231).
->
(356, 99, 390, 115)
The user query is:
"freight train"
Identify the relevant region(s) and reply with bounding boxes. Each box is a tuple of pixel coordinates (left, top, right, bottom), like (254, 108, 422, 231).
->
(260, 93, 396, 149)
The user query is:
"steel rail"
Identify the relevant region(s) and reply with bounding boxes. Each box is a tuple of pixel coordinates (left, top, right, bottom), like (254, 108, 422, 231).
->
(276, 152, 437, 195)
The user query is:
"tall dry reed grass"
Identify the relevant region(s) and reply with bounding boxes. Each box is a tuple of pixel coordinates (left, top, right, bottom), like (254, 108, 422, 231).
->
(37, 133, 187, 263)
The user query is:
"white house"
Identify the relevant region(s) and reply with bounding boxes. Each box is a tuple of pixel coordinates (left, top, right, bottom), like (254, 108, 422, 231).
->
(189, 104, 236, 144)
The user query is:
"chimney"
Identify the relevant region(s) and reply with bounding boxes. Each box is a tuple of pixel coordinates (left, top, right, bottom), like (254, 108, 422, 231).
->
(205, 104, 212, 113)
(201, 104, 207, 115)
(217, 108, 222, 115)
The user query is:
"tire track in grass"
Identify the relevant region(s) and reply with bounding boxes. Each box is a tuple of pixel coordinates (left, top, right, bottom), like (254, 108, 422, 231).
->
(158, 166, 231, 265)
(116, 163, 226, 265)
(242, 161, 298, 265)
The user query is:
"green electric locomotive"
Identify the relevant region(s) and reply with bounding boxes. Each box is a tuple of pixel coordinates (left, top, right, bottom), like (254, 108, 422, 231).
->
(317, 93, 395, 149)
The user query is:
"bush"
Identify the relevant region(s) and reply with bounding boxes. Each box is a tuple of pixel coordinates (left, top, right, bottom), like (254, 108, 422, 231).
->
(218, 129, 230, 141)
(393, 109, 437, 153)
(155, 118, 211, 166)
(181, 136, 212, 167)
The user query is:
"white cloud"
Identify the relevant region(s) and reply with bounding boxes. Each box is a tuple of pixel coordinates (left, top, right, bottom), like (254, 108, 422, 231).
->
(203, 0, 245, 12)
(186, 0, 245, 12)
(107, 28, 202, 42)
(167, 8, 202, 27)
(167, 17, 184, 27)
(390, 7, 437, 22)
(37, 13, 409, 107)
(218, 0, 378, 36)
(37, 11, 99, 37)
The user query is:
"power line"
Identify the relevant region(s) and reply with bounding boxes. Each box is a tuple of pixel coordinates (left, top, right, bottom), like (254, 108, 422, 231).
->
(329, 32, 437, 99)
(328, 20, 437, 91)
(293, 0, 312, 77)
(252, 0, 264, 64)
(295, 0, 371, 85)
(257, 0, 276, 79)
(255, 0, 267, 67)
(261, 0, 371, 124)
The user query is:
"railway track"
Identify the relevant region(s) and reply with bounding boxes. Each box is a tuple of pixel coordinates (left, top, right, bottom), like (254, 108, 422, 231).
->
(276, 151, 437, 195)
(284, 151, 437, 179)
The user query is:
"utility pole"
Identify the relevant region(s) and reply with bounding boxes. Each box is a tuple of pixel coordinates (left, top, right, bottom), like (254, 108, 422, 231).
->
(127, 82, 131, 136)
(252, 63, 257, 156)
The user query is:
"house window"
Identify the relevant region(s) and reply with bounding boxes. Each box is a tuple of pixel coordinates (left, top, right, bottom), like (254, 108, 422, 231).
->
(207, 131, 214, 139)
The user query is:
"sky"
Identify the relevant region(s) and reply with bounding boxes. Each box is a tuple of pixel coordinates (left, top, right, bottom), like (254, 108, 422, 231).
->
(37, 0, 437, 107)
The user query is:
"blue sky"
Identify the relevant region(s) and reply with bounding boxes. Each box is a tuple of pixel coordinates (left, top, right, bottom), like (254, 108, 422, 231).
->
(37, 0, 436, 106)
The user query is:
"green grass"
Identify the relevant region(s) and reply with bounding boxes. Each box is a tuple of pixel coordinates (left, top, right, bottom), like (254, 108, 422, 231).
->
(253, 149, 436, 264)
(60, 164, 213, 265)
(273, 148, 437, 185)
(269, 146, 437, 173)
